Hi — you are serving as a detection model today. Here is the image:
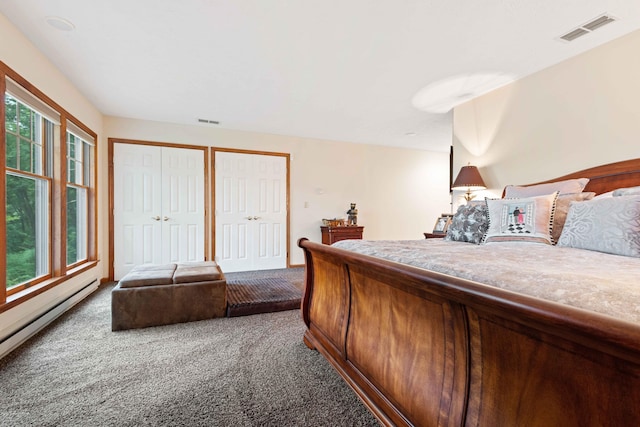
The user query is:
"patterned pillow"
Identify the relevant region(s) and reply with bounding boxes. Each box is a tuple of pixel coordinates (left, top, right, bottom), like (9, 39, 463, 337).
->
(483, 192, 558, 244)
(504, 178, 589, 198)
(551, 192, 596, 244)
(557, 195, 640, 257)
(445, 203, 488, 244)
(613, 186, 640, 197)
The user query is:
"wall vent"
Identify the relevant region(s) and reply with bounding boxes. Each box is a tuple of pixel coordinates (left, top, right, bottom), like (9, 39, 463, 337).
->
(197, 118, 220, 125)
(559, 13, 617, 42)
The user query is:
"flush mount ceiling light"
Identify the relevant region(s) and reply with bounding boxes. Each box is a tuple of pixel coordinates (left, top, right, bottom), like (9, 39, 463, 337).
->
(412, 73, 515, 114)
(45, 16, 75, 31)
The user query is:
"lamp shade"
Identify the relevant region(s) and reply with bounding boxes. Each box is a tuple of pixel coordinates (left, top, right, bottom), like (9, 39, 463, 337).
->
(452, 165, 486, 190)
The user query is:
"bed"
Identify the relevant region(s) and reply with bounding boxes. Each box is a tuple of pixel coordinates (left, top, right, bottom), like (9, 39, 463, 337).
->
(298, 158, 640, 427)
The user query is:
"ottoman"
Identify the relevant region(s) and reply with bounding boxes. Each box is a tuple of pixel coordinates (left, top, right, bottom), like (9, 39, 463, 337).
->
(111, 261, 226, 331)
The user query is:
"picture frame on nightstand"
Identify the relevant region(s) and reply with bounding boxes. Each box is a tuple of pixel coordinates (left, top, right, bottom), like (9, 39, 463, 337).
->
(432, 213, 453, 235)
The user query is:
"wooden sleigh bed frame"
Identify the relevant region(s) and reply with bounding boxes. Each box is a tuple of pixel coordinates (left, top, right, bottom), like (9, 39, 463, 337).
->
(298, 158, 640, 427)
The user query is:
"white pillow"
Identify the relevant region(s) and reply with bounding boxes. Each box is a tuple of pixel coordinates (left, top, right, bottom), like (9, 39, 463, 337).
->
(557, 195, 640, 257)
(551, 192, 595, 244)
(593, 190, 614, 200)
(613, 186, 640, 197)
(504, 178, 589, 198)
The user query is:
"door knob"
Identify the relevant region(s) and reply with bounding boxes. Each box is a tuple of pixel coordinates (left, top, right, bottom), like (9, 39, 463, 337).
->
(253, 216, 261, 220)
(151, 216, 160, 221)
(163, 216, 170, 221)
(246, 216, 253, 220)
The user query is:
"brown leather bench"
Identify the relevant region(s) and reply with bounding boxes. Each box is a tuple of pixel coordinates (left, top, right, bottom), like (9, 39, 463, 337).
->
(111, 261, 226, 331)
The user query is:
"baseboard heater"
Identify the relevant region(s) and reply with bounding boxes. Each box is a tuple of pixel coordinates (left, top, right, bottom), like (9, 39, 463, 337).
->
(0, 280, 99, 359)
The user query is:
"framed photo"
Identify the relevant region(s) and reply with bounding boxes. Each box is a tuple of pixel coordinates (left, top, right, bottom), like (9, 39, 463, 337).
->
(433, 213, 453, 235)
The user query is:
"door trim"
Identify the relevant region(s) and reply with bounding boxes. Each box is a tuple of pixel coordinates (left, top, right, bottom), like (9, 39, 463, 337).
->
(108, 138, 210, 281)
(211, 147, 291, 269)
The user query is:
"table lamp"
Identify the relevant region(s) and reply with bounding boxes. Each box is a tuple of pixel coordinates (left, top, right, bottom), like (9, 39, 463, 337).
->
(452, 164, 486, 201)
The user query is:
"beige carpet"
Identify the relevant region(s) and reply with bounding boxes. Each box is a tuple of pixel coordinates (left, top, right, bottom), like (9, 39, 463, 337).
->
(0, 282, 379, 426)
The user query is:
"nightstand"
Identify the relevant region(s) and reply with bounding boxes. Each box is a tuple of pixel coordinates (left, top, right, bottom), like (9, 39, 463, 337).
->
(424, 233, 445, 239)
(321, 226, 364, 245)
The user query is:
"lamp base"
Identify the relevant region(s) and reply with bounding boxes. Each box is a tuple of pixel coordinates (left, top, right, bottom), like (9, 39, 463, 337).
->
(464, 191, 476, 202)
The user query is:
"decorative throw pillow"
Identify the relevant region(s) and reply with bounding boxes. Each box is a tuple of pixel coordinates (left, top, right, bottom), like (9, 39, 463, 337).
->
(483, 192, 558, 244)
(557, 195, 640, 257)
(504, 178, 589, 198)
(445, 203, 488, 244)
(593, 190, 614, 199)
(551, 192, 595, 244)
(613, 186, 640, 197)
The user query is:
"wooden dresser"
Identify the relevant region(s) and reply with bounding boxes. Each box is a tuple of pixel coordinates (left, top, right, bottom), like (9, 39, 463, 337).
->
(424, 233, 446, 239)
(321, 226, 364, 245)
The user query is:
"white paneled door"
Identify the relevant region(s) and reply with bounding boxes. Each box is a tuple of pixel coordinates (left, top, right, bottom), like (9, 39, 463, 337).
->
(113, 144, 205, 279)
(215, 152, 287, 272)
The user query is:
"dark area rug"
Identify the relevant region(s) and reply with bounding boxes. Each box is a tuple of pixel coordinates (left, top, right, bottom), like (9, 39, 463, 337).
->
(225, 267, 305, 317)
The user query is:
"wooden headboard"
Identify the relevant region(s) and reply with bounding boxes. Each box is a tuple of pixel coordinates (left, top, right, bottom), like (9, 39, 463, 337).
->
(528, 158, 640, 195)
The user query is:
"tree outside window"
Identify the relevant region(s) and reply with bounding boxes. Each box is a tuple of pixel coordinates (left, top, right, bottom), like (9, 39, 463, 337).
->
(5, 94, 51, 289)
(1, 69, 97, 306)
(66, 131, 89, 266)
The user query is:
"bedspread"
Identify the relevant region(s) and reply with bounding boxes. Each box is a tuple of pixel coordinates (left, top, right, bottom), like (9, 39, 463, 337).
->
(333, 239, 640, 323)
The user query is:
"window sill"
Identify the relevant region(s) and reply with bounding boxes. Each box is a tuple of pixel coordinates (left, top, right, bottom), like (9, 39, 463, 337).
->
(1, 260, 98, 314)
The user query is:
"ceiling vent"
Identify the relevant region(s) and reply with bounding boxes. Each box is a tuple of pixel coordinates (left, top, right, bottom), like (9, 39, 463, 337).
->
(559, 13, 617, 42)
(197, 118, 220, 125)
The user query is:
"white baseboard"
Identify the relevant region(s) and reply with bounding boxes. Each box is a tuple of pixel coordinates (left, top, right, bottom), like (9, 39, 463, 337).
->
(0, 281, 99, 359)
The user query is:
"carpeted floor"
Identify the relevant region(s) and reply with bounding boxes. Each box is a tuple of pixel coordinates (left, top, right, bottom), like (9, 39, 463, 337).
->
(225, 268, 304, 317)
(0, 282, 379, 427)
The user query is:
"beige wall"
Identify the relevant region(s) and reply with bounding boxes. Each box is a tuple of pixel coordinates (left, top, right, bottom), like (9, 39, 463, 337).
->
(0, 10, 449, 345)
(453, 29, 640, 201)
(104, 117, 451, 266)
(0, 13, 104, 341)
(7, 6, 636, 346)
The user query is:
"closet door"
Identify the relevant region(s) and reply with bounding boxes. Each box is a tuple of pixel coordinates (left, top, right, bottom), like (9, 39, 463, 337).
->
(215, 152, 287, 273)
(113, 144, 163, 279)
(160, 147, 205, 264)
(113, 143, 205, 279)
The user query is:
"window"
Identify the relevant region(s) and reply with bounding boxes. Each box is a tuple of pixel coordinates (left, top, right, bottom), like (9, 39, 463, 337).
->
(66, 129, 91, 266)
(5, 94, 52, 290)
(1, 64, 97, 306)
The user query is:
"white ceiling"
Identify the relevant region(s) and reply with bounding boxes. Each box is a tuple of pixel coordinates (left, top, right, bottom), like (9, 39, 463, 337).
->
(1, 1, 640, 152)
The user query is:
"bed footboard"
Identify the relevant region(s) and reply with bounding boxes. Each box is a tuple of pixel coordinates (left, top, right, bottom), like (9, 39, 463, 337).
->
(299, 238, 640, 427)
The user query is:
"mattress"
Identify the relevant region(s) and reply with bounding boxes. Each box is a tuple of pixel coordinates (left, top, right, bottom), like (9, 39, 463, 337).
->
(333, 239, 640, 323)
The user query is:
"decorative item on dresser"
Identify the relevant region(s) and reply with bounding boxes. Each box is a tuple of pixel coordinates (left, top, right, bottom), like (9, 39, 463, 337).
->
(299, 158, 640, 427)
(346, 203, 358, 225)
(432, 213, 453, 235)
(320, 225, 364, 245)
